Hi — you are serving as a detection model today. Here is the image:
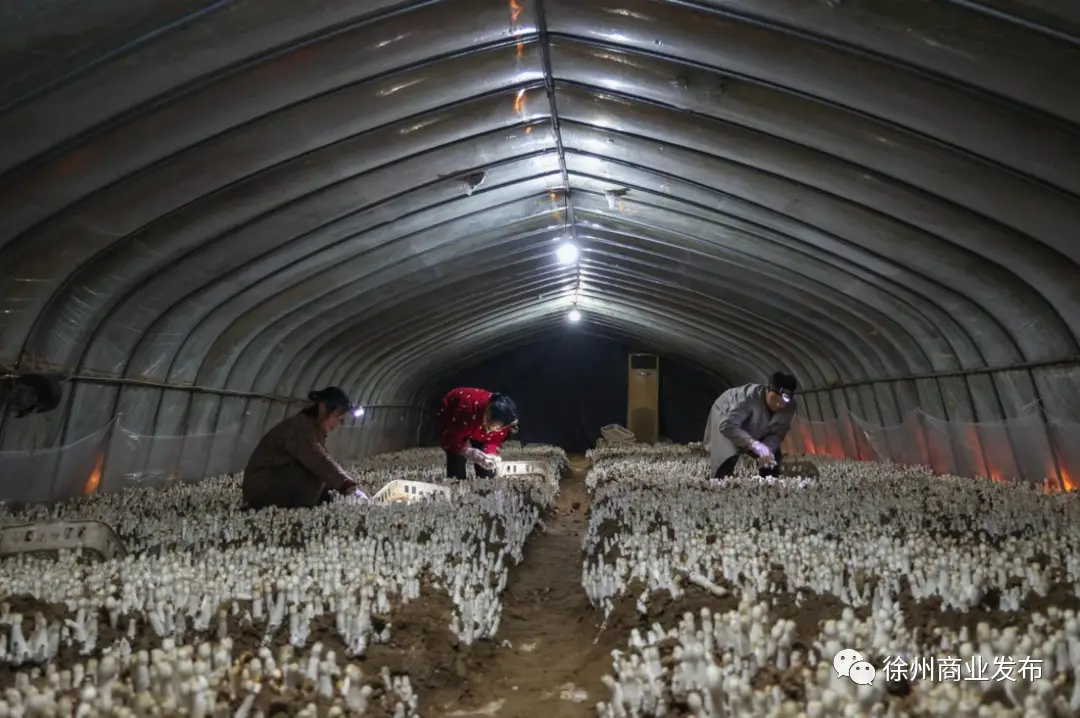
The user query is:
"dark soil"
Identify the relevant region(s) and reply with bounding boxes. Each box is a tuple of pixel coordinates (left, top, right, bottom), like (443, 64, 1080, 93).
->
(427, 456, 610, 717)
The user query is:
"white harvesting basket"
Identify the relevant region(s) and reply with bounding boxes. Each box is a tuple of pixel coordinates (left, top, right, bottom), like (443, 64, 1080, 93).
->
(0, 519, 127, 561)
(498, 460, 550, 482)
(371, 479, 452, 505)
(600, 424, 636, 444)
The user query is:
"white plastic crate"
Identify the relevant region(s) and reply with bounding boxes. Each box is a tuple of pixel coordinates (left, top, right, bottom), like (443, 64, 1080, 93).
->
(371, 479, 452, 505)
(0, 520, 126, 561)
(600, 424, 636, 443)
(498, 460, 550, 482)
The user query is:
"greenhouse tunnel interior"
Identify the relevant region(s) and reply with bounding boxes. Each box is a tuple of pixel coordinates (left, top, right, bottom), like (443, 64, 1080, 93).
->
(421, 332, 727, 453)
(0, 0, 1079, 503)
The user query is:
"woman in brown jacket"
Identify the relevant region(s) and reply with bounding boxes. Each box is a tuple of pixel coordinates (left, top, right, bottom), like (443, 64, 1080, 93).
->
(242, 387, 362, 509)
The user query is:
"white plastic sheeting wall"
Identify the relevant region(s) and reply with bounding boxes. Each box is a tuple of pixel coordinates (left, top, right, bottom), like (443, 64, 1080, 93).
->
(0, 405, 421, 503)
(783, 409, 1079, 491)
(782, 364, 1080, 491)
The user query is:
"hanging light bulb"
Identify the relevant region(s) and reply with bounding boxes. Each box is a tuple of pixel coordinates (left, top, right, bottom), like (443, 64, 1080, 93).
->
(567, 308, 582, 322)
(352, 406, 365, 418)
(556, 242, 579, 265)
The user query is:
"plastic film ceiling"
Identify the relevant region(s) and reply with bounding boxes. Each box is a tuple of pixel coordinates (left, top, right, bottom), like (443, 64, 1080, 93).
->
(1, 0, 1079, 459)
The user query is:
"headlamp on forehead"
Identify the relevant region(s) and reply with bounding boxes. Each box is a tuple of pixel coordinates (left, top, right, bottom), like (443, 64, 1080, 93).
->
(769, 371, 798, 405)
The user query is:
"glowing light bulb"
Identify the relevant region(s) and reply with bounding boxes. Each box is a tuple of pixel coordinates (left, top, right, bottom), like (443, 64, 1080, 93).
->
(556, 242, 579, 265)
(352, 406, 365, 418)
(567, 308, 582, 322)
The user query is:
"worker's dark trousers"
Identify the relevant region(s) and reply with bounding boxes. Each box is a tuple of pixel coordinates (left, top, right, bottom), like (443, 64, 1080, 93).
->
(714, 450, 783, 479)
(445, 438, 497, 481)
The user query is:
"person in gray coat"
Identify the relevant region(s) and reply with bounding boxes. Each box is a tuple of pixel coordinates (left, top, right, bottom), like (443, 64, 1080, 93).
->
(704, 372, 798, 479)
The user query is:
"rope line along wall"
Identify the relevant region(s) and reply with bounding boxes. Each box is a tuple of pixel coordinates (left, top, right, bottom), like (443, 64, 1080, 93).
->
(798, 355, 1080, 393)
(1, 368, 421, 410)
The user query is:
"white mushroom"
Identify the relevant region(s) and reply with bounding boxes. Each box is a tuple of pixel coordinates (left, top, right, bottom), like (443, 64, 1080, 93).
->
(2, 442, 1077, 716)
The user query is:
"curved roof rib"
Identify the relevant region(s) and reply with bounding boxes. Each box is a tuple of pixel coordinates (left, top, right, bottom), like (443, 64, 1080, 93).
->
(0, 0, 1076, 451)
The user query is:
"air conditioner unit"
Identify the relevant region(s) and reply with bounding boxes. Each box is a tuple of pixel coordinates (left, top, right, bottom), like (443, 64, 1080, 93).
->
(627, 354, 659, 444)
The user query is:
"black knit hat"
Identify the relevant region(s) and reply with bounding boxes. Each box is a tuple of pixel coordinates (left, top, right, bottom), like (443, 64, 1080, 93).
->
(307, 386, 356, 415)
(488, 393, 519, 431)
(769, 371, 798, 395)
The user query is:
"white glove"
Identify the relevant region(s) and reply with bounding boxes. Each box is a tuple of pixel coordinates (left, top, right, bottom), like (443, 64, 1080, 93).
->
(463, 447, 486, 464)
(750, 441, 775, 465)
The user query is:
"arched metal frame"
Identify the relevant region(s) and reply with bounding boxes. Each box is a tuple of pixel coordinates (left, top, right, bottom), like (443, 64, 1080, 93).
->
(0, 0, 1078, 474)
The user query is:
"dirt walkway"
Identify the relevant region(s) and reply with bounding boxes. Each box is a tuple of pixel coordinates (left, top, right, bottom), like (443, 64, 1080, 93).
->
(432, 455, 617, 717)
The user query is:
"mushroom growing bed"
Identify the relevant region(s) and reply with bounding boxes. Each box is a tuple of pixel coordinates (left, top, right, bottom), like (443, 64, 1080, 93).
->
(583, 444, 1080, 717)
(0, 445, 566, 717)
(1, 442, 1079, 717)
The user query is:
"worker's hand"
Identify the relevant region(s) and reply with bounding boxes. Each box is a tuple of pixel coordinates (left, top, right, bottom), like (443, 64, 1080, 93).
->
(756, 453, 776, 469)
(339, 478, 359, 494)
(463, 447, 487, 464)
(749, 441, 774, 462)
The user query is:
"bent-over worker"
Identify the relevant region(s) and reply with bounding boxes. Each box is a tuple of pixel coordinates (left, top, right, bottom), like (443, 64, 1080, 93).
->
(704, 372, 798, 479)
(243, 387, 362, 509)
(436, 387, 519, 481)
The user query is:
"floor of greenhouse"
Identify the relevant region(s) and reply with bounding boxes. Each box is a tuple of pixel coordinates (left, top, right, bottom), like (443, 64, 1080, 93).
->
(421, 455, 604, 717)
(417, 457, 847, 717)
(4, 454, 1076, 715)
(407, 457, 1073, 718)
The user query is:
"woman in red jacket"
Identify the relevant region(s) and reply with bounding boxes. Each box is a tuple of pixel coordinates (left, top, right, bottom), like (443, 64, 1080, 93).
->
(436, 388, 519, 480)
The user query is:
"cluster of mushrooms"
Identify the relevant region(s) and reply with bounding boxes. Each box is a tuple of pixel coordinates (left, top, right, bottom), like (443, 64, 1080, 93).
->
(2, 440, 1079, 717)
(0, 445, 565, 717)
(584, 444, 1080, 717)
